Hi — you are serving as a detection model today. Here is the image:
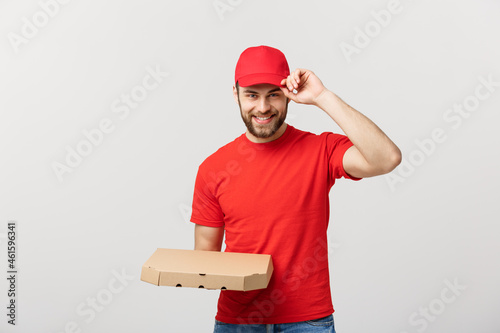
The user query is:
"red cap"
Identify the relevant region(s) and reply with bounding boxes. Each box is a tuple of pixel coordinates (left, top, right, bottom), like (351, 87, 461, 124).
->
(235, 45, 290, 87)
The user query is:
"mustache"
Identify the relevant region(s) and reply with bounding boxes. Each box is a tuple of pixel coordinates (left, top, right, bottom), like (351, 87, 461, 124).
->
(251, 112, 276, 117)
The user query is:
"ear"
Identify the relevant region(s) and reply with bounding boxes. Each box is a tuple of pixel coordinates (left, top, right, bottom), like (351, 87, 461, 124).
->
(232, 85, 239, 104)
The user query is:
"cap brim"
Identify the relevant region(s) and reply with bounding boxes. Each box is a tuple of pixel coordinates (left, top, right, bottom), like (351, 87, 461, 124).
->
(237, 73, 286, 87)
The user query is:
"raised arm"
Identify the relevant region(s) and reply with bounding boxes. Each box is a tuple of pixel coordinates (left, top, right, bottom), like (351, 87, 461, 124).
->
(280, 69, 401, 178)
(194, 224, 224, 251)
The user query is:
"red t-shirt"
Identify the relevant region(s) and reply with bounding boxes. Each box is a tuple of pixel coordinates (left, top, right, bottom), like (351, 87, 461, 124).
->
(190, 124, 361, 324)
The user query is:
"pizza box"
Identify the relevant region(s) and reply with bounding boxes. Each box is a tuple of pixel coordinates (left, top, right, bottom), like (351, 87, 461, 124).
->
(141, 248, 273, 291)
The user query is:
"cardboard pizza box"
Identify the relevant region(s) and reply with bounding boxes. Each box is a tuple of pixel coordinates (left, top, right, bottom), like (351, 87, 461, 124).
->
(141, 248, 273, 291)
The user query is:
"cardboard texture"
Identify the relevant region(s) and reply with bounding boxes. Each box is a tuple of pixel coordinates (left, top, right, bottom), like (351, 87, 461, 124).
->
(141, 248, 273, 291)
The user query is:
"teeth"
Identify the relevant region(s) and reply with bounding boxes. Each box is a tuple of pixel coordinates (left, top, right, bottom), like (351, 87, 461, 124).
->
(256, 116, 271, 120)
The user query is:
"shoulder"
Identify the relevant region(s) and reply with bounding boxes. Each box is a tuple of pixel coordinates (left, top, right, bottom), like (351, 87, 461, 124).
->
(288, 126, 352, 159)
(289, 125, 345, 144)
(198, 134, 243, 171)
(286, 125, 318, 142)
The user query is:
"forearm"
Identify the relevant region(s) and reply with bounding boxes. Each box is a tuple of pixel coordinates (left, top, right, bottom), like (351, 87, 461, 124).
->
(315, 90, 401, 170)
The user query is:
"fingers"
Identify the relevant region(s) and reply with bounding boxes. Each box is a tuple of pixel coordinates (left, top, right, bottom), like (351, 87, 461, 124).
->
(282, 76, 294, 92)
(279, 86, 299, 103)
(282, 68, 308, 92)
(280, 69, 306, 103)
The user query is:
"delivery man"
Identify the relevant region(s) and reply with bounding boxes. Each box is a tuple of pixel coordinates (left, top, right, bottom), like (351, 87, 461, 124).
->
(190, 45, 401, 333)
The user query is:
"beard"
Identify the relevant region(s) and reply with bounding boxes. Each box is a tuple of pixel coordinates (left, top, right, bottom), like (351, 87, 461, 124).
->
(238, 99, 288, 139)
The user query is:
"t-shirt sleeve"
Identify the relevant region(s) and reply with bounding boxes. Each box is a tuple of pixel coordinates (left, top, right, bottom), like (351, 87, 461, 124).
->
(190, 164, 225, 227)
(325, 132, 362, 182)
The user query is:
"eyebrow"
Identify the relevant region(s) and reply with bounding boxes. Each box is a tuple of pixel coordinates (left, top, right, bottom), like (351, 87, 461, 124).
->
(243, 88, 282, 94)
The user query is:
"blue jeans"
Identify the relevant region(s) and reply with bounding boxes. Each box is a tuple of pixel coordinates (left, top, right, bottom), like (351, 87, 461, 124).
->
(213, 314, 335, 332)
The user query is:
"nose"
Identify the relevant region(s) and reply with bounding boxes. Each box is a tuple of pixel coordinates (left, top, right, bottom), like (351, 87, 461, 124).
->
(257, 97, 271, 113)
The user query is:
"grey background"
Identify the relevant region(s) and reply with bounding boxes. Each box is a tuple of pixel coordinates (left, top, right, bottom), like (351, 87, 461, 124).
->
(1, 0, 499, 332)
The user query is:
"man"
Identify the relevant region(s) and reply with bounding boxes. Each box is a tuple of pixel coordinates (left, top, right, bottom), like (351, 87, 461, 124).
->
(190, 45, 401, 332)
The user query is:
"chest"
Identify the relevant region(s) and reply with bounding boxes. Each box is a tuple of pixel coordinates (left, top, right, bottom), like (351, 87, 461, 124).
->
(214, 146, 330, 221)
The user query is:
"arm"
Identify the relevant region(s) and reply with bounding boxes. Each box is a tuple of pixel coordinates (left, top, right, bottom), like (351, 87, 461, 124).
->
(281, 69, 402, 178)
(194, 224, 224, 251)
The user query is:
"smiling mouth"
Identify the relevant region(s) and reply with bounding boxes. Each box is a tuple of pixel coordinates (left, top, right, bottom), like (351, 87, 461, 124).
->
(253, 114, 275, 124)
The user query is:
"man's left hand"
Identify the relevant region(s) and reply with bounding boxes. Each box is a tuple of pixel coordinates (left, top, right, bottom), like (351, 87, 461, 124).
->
(280, 68, 328, 106)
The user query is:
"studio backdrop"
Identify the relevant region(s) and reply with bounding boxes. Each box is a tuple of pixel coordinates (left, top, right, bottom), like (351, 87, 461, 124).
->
(1, 0, 499, 332)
